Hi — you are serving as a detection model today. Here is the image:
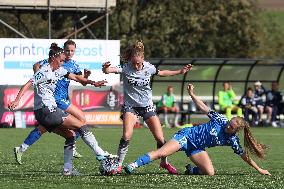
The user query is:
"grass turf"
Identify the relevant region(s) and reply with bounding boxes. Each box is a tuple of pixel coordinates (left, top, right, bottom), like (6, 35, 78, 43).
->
(0, 127, 283, 189)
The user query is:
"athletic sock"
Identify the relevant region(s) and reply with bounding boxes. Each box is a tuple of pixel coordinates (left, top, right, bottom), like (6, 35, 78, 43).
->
(20, 143, 30, 152)
(134, 154, 151, 167)
(64, 137, 75, 172)
(164, 113, 169, 125)
(21, 127, 42, 152)
(77, 125, 105, 156)
(190, 166, 200, 175)
(117, 138, 129, 166)
(174, 114, 180, 126)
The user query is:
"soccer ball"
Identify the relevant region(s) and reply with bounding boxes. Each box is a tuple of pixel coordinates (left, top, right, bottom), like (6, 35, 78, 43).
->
(99, 156, 119, 176)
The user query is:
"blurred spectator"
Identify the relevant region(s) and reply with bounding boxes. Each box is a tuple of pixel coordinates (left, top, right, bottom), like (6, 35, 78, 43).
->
(157, 86, 180, 127)
(240, 87, 258, 126)
(265, 81, 282, 127)
(218, 82, 242, 120)
(253, 81, 266, 124)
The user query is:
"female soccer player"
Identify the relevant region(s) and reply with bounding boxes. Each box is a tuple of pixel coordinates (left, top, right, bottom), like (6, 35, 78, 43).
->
(124, 84, 271, 176)
(9, 43, 112, 176)
(13, 40, 96, 164)
(102, 41, 192, 174)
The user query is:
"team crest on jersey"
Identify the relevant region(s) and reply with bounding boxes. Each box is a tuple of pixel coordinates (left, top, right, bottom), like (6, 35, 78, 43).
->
(209, 128, 217, 136)
(209, 128, 221, 145)
(55, 72, 59, 78)
(34, 72, 44, 81)
(144, 71, 149, 76)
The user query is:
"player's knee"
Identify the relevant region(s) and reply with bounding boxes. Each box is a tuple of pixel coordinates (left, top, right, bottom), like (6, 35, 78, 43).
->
(65, 130, 76, 139)
(79, 117, 87, 125)
(203, 168, 215, 176)
(157, 151, 167, 159)
(162, 107, 168, 113)
(38, 126, 47, 135)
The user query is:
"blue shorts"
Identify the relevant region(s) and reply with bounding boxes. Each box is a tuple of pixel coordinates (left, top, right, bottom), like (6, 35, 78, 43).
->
(172, 128, 205, 157)
(56, 99, 71, 111)
(121, 105, 156, 121)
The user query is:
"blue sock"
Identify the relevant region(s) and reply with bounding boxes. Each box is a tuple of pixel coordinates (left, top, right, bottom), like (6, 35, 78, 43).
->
(192, 167, 200, 175)
(23, 127, 42, 146)
(75, 131, 80, 140)
(135, 154, 151, 167)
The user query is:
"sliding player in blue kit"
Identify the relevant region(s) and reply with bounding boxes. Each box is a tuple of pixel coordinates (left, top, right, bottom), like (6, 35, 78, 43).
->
(14, 40, 110, 164)
(125, 84, 271, 176)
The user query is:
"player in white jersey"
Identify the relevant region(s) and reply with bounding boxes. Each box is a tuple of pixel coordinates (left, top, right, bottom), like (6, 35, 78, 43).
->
(9, 43, 115, 176)
(102, 41, 193, 174)
(13, 40, 90, 164)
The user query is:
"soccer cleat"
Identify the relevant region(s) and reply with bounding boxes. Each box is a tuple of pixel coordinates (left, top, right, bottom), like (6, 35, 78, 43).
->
(272, 121, 279, 128)
(14, 147, 23, 165)
(116, 165, 123, 174)
(96, 152, 118, 161)
(124, 165, 135, 174)
(73, 150, 83, 158)
(63, 168, 83, 176)
(160, 162, 178, 174)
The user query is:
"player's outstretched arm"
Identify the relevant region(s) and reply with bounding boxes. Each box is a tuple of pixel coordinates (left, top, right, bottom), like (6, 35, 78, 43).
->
(187, 83, 210, 114)
(81, 69, 92, 86)
(158, 64, 193, 77)
(240, 153, 271, 175)
(67, 73, 107, 87)
(8, 80, 33, 110)
(102, 61, 119, 74)
(33, 62, 41, 73)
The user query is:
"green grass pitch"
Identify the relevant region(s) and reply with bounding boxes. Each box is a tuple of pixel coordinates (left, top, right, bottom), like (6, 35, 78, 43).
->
(0, 127, 283, 189)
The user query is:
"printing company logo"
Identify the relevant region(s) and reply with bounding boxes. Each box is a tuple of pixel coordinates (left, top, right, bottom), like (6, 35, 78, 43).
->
(3, 42, 103, 59)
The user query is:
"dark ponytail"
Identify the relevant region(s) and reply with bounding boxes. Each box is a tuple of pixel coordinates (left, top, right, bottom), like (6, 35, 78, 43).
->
(49, 43, 64, 58)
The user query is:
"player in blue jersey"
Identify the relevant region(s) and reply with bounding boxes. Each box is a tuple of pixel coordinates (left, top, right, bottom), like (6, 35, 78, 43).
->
(13, 40, 109, 164)
(102, 41, 193, 174)
(124, 84, 271, 176)
(9, 43, 115, 176)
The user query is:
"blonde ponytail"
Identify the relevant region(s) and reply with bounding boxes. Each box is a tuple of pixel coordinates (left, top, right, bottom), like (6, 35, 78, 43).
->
(235, 117, 267, 159)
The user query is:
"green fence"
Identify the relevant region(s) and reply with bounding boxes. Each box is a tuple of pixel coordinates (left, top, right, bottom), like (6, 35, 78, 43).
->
(149, 58, 284, 109)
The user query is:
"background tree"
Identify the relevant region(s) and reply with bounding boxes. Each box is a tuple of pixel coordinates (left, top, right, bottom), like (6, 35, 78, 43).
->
(108, 0, 260, 58)
(1, 0, 284, 58)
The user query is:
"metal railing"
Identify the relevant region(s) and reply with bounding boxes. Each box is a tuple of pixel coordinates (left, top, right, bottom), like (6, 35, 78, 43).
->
(149, 58, 284, 110)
